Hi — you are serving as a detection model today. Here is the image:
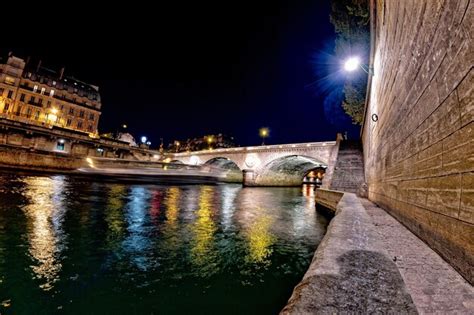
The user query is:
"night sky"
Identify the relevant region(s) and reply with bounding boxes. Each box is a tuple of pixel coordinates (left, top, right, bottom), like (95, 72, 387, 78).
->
(2, 1, 360, 147)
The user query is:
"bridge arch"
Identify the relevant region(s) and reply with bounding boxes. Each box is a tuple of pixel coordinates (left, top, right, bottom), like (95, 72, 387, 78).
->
(204, 157, 243, 183)
(255, 155, 327, 186)
(204, 157, 241, 171)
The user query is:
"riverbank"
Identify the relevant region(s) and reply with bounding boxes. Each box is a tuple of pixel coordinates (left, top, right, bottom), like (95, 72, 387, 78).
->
(282, 189, 474, 314)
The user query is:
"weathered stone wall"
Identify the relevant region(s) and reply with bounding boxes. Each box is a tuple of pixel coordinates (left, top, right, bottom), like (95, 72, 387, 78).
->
(362, 0, 473, 283)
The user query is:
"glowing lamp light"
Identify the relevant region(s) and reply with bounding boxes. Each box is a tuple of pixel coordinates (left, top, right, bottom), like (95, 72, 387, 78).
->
(344, 57, 361, 72)
(141, 136, 147, 144)
(51, 108, 58, 115)
(146, 141, 151, 146)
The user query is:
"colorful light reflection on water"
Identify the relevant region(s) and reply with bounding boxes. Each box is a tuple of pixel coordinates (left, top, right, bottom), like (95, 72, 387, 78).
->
(0, 172, 328, 314)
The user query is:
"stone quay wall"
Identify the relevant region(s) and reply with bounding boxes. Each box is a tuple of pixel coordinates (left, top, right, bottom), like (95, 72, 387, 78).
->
(361, 0, 473, 283)
(0, 145, 84, 171)
(314, 188, 344, 212)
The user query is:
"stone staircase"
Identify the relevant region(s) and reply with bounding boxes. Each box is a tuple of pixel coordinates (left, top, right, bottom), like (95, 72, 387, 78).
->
(329, 140, 365, 194)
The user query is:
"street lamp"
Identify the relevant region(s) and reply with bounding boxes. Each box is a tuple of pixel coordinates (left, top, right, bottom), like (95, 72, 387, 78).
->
(206, 136, 214, 150)
(259, 127, 269, 145)
(343, 56, 373, 75)
(141, 136, 147, 144)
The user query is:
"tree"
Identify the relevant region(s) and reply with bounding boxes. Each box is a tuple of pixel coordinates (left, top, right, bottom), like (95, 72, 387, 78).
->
(330, 0, 370, 125)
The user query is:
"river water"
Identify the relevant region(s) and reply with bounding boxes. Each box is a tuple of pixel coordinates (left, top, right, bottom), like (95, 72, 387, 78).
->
(0, 171, 329, 314)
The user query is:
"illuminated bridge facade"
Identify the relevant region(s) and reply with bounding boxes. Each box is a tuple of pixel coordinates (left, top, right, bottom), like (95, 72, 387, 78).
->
(169, 140, 340, 187)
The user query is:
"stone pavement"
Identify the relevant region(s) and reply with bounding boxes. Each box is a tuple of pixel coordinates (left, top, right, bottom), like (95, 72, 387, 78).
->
(360, 198, 474, 314)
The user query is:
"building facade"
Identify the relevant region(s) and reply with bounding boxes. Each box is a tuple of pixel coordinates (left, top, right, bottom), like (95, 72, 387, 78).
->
(0, 53, 101, 136)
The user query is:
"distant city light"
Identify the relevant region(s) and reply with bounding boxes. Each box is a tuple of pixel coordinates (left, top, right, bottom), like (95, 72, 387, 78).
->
(146, 141, 151, 146)
(344, 57, 361, 72)
(122, 124, 127, 129)
(141, 136, 147, 144)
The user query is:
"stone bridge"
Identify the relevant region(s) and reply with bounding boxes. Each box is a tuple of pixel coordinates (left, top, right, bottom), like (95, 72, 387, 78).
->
(168, 139, 340, 186)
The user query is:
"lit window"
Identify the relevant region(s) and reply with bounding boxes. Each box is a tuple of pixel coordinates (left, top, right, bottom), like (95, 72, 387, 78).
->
(33, 85, 38, 93)
(5, 76, 15, 85)
(35, 111, 40, 120)
(56, 139, 65, 151)
(66, 118, 72, 126)
(52, 81, 56, 86)
(7, 90, 13, 99)
(40, 87, 45, 95)
(50, 90, 55, 97)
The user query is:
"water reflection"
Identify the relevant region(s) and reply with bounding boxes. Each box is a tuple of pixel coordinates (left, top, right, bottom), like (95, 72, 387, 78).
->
(302, 184, 315, 197)
(245, 212, 275, 265)
(21, 176, 67, 291)
(190, 186, 218, 276)
(0, 172, 329, 314)
(104, 184, 126, 249)
(123, 186, 152, 270)
(161, 186, 182, 271)
(220, 185, 239, 230)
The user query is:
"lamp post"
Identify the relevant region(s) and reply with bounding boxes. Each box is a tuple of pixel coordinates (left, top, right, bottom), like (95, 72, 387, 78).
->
(259, 127, 269, 145)
(343, 56, 374, 75)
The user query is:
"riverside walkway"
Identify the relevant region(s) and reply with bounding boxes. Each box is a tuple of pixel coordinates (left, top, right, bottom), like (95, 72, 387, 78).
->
(282, 191, 474, 314)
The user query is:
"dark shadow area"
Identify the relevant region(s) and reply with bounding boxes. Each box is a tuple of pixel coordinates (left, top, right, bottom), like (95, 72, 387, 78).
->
(315, 202, 336, 219)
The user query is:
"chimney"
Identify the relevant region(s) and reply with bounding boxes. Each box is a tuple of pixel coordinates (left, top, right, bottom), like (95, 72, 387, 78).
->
(59, 67, 65, 80)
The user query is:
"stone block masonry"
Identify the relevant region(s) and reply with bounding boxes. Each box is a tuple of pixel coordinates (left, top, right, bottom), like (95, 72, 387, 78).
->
(362, 0, 474, 283)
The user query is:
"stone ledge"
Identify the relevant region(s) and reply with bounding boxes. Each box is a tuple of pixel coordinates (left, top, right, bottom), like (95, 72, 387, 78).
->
(281, 191, 417, 314)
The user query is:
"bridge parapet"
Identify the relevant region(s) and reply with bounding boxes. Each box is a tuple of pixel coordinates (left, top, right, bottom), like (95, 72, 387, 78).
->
(168, 140, 340, 187)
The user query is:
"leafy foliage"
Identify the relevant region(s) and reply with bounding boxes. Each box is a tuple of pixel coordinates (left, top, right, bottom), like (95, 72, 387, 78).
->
(330, 0, 370, 125)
